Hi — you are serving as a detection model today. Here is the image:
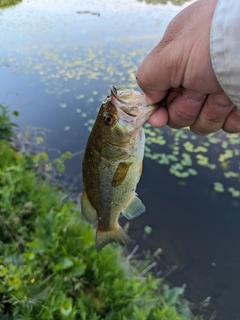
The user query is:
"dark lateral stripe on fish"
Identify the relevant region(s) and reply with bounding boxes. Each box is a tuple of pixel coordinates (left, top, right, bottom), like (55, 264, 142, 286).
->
(111, 162, 132, 187)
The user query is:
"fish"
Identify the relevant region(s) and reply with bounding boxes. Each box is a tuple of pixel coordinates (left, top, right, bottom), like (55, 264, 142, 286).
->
(81, 86, 157, 252)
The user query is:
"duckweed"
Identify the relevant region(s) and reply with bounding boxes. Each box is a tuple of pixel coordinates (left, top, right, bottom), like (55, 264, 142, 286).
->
(144, 126, 239, 199)
(213, 182, 225, 193)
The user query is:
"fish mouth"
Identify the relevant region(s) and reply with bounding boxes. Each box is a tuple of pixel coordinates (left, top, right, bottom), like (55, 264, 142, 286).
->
(111, 85, 127, 105)
(112, 92, 157, 128)
(110, 85, 157, 118)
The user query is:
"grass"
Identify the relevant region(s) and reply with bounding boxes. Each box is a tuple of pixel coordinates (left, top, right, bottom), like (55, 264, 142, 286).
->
(0, 104, 210, 320)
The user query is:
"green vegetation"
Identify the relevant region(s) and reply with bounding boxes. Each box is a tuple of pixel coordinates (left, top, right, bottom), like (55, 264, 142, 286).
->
(0, 0, 21, 8)
(0, 105, 197, 319)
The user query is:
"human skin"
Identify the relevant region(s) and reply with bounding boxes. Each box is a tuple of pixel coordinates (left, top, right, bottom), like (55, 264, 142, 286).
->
(136, 0, 240, 136)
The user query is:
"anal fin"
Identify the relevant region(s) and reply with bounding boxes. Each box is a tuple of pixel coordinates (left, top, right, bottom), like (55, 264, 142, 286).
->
(81, 190, 98, 226)
(122, 194, 145, 220)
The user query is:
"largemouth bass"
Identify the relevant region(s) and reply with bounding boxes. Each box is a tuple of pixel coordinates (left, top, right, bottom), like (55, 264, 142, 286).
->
(81, 86, 157, 251)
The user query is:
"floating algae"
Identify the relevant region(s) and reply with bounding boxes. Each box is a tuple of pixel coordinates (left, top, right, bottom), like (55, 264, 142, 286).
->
(214, 182, 225, 193)
(59, 103, 67, 108)
(144, 126, 240, 198)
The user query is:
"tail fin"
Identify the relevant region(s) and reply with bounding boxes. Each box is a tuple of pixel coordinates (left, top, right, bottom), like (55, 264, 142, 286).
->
(96, 226, 131, 252)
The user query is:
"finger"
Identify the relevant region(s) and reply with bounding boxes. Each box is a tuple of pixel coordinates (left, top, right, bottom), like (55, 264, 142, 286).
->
(143, 89, 167, 105)
(223, 107, 240, 133)
(147, 105, 169, 127)
(166, 88, 182, 104)
(136, 77, 168, 105)
(190, 93, 235, 135)
(136, 49, 171, 105)
(167, 89, 207, 129)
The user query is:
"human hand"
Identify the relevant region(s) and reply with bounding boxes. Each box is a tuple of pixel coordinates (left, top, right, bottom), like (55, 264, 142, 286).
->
(136, 0, 240, 135)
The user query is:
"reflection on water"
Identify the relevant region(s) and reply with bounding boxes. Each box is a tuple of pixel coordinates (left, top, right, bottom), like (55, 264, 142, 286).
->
(0, 1, 240, 319)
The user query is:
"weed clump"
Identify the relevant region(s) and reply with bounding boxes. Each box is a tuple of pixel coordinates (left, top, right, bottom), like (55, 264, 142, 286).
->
(0, 0, 21, 8)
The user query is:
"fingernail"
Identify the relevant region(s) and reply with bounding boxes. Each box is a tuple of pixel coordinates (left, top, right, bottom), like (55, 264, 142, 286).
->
(185, 90, 206, 104)
(211, 94, 232, 107)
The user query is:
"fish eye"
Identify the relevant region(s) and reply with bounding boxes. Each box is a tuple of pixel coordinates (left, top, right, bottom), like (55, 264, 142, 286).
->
(104, 113, 114, 126)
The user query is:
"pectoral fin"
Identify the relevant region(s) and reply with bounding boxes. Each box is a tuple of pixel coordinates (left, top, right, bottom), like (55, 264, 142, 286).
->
(112, 162, 132, 187)
(122, 194, 145, 220)
(81, 190, 98, 225)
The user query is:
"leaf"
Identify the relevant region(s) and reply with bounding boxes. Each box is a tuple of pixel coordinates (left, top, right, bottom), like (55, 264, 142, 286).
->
(213, 182, 224, 193)
(193, 146, 208, 153)
(12, 110, 19, 116)
(54, 257, 74, 271)
(228, 187, 240, 197)
(163, 285, 185, 306)
(222, 141, 228, 149)
(188, 168, 198, 176)
(183, 141, 194, 152)
(34, 152, 49, 162)
(61, 298, 73, 316)
(55, 158, 65, 172)
(61, 151, 72, 160)
(87, 97, 94, 103)
(144, 225, 152, 235)
(75, 94, 84, 99)
(59, 103, 67, 108)
(71, 264, 86, 277)
(36, 136, 44, 143)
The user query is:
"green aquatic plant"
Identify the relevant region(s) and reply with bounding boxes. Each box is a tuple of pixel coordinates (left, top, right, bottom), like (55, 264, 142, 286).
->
(213, 182, 225, 193)
(0, 0, 21, 8)
(59, 103, 67, 108)
(0, 105, 15, 139)
(144, 125, 240, 199)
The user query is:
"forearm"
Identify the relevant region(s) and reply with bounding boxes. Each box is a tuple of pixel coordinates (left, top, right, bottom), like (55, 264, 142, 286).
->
(210, 0, 240, 109)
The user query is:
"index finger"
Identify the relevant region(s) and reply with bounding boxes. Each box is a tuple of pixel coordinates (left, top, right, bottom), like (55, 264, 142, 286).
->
(136, 73, 168, 105)
(137, 81, 168, 106)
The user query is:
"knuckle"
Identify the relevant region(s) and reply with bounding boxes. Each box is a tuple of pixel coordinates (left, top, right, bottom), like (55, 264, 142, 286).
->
(209, 93, 233, 109)
(173, 107, 197, 123)
(201, 110, 223, 124)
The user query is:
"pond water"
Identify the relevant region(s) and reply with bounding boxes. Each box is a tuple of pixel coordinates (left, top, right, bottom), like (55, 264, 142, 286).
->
(1, 1, 240, 319)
